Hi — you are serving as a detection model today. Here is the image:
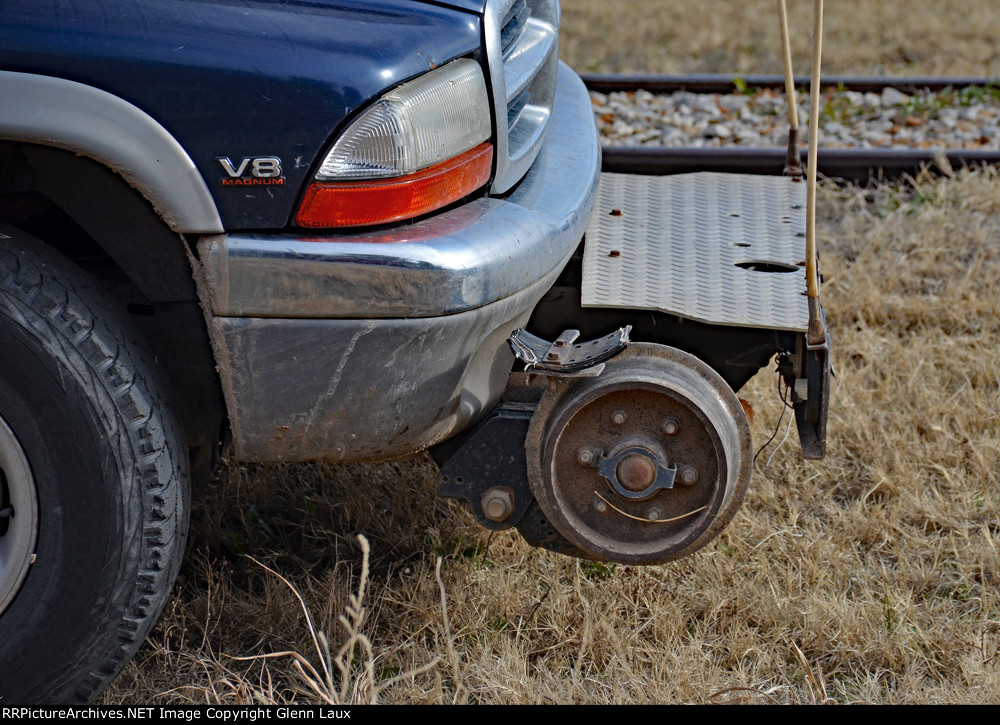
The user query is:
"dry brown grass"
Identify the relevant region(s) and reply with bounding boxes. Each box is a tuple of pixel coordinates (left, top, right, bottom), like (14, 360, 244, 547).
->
(561, 0, 1000, 77)
(103, 5, 1000, 706)
(104, 168, 1000, 707)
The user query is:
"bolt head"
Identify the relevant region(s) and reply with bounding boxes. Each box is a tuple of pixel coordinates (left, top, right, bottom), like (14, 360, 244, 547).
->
(679, 466, 700, 486)
(611, 409, 627, 425)
(593, 497, 608, 513)
(481, 488, 515, 522)
(577, 448, 595, 466)
(662, 416, 681, 436)
(645, 506, 663, 521)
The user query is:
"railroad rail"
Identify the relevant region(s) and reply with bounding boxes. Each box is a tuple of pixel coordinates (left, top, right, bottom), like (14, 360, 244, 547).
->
(581, 74, 1000, 94)
(584, 74, 1000, 182)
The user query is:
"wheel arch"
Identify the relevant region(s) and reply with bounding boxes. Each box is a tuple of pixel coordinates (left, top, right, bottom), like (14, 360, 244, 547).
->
(0, 71, 223, 235)
(0, 142, 227, 478)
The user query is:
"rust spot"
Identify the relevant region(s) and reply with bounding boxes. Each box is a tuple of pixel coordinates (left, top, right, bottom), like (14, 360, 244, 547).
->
(609, 209, 623, 216)
(739, 398, 754, 424)
(608, 250, 621, 258)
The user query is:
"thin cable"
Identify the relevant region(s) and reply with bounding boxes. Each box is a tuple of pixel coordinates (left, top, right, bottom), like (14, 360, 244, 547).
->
(754, 404, 786, 467)
(754, 376, 793, 466)
(778, 372, 794, 410)
(481, 530, 495, 564)
(765, 409, 795, 467)
(593, 492, 707, 524)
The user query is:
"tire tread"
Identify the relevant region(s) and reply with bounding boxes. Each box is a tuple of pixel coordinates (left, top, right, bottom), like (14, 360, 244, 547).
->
(0, 229, 189, 704)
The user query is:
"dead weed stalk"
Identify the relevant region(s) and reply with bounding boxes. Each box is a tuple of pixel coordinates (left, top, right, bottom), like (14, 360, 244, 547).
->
(237, 536, 441, 704)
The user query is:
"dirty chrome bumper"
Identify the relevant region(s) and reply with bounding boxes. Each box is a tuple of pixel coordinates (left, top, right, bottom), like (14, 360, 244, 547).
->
(199, 62, 600, 319)
(201, 63, 600, 462)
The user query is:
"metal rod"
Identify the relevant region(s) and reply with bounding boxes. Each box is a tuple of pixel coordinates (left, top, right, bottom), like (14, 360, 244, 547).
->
(805, 0, 825, 343)
(778, 0, 799, 130)
(778, 0, 803, 177)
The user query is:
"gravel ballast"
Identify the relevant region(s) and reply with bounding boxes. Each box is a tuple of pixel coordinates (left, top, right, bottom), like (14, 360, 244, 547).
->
(592, 85, 1000, 150)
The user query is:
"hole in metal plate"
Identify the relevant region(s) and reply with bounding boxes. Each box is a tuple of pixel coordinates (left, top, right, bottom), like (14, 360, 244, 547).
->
(735, 260, 798, 273)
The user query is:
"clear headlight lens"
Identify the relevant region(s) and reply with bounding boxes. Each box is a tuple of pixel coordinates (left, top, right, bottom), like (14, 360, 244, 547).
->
(316, 59, 492, 181)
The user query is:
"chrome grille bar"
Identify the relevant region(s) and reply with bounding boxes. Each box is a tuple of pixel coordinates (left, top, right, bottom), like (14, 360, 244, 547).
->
(485, 0, 560, 193)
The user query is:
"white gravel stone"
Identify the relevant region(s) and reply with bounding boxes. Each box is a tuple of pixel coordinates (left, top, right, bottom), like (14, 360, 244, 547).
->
(881, 87, 910, 105)
(719, 95, 749, 112)
(704, 124, 732, 139)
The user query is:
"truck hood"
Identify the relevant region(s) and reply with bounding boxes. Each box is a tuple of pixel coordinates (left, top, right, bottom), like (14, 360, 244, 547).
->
(0, 0, 486, 229)
(416, 0, 487, 13)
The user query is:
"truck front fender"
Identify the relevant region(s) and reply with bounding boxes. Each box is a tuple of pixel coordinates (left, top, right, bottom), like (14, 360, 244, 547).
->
(0, 71, 223, 235)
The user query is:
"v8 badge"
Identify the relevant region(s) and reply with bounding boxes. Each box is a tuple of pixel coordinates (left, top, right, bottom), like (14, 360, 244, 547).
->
(217, 156, 284, 186)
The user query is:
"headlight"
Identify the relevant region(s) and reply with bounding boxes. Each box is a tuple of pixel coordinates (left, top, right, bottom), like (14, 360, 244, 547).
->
(297, 59, 494, 228)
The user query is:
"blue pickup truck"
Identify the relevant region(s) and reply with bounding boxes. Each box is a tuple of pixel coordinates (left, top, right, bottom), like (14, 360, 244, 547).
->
(0, 0, 829, 703)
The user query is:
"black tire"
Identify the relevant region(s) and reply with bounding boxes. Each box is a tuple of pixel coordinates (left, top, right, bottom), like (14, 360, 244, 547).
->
(0, 226, 189, 703)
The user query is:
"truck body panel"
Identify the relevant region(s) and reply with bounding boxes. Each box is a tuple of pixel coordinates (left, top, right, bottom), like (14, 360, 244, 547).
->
(0, 0, 482, 228)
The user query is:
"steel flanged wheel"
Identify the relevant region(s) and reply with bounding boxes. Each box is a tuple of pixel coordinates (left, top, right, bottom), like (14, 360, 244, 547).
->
(526, 343, 752, 565)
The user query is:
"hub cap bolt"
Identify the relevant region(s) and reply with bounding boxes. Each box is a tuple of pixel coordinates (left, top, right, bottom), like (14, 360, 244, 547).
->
(611, 409, 627, 425)
(679, 466, 700, 486)
(577, 448, 595, 466)
(481, 487, 515, 523)
(662, 416, 681, 436)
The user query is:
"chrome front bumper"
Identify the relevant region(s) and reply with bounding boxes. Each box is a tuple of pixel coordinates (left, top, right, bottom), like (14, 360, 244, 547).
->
(199, 63, 601, 462)
(198, 62, 600, 320)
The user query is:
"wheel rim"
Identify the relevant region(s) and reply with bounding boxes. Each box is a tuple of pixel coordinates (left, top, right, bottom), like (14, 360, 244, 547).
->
(0, 413, 38, 615)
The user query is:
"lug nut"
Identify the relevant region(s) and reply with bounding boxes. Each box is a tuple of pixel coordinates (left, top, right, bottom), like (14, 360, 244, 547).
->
(679, 466, 700, 486)
(481, 487, 515, 523)
(611, 409, 627, 425)
(662, 416, 681, 436)
(577, 448, 595, 466)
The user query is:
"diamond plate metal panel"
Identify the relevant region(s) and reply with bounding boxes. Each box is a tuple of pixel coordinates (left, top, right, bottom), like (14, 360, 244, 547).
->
(582, 172, 810, 332)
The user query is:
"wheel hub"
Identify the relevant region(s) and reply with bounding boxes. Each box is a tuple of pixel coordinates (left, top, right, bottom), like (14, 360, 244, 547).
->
(525, 343, 752, 564)
(615, 451, 658, 492)
(591, 440, 677, 500)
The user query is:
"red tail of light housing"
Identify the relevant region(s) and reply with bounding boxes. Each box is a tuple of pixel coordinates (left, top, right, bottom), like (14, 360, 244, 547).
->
(296, 143, 493, 229)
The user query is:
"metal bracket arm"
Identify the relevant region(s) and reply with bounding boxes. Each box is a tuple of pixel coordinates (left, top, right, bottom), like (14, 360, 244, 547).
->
(508, 326, 631, 373)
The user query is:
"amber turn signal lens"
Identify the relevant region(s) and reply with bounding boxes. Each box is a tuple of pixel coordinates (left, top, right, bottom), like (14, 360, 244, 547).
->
(296, 143, 493, 229)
